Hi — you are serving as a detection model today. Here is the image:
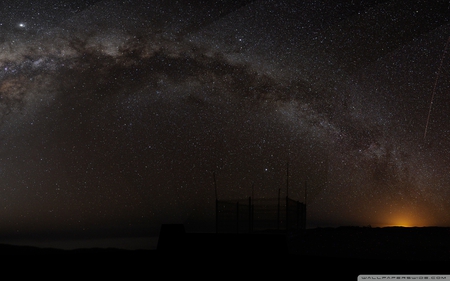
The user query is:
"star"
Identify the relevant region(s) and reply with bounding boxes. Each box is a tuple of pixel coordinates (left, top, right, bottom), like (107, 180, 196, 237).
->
(0, 0, 447, 253)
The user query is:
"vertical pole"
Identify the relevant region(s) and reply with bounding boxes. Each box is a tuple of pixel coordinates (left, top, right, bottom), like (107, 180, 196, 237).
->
(286, 162, 289, 232)
(251, 181, 254, 200)
(305, 180, 307, 206)
(216, 199, 218, 234)
(251, 198, 254, 233)
(251, 182, 254, 233)
(248, 196, 251, 233)
(286, 162, 289, 199)
(304, 203, 307, 230)
(286, 195, 289, 232)
(305, 181, 307, 230)
(277, 188, 281, 231)
(214, 171, 218, 200)
(214, 172, 218, 234)
(236, 201, 239, 234)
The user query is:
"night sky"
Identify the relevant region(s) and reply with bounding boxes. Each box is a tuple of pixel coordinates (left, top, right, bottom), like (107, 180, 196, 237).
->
(0, 0, 449, 249)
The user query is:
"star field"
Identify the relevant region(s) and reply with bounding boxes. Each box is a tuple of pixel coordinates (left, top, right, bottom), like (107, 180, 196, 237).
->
(0, 0, 449, 248)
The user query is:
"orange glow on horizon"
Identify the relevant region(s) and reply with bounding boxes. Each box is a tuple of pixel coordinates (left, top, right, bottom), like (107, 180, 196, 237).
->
(384, 222, 413, 228)
(388, 216, 414, 227)
(373, 209, 434, 228)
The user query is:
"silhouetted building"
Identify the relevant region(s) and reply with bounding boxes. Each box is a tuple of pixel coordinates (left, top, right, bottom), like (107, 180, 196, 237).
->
(216, 196, 306, 234)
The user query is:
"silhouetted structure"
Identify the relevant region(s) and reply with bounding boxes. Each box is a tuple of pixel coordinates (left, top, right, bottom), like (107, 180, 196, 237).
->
(216, 196, 306, 233)
(213, 163, 307, 234)
(157, 224, 288, 255)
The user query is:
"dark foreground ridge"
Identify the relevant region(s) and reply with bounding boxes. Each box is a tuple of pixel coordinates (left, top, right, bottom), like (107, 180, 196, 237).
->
(2, 225, 450, 265)
(3, 225, 449, 260)
(156, 224, 450, 261)
(1, 225, 450, 277)
(0, 243, 154, 255)
(290, 226, 450, 276)
(291, 225, 450, 262)
(155, 224, 450, 276)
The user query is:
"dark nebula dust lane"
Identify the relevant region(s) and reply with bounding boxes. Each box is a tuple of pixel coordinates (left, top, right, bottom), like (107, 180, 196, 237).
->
(0, 0, 449, 247)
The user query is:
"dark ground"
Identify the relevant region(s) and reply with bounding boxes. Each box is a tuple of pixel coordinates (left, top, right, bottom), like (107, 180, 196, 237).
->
(2, 226, 450, 278)
(290, 226, 450, 261)
(154, 224, 450, 277)
(289, 226, 450, 277)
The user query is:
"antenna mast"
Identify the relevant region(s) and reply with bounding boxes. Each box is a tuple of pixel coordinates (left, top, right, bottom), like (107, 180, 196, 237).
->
(213, 171, 217, 200)
(286, 161, 289, 198)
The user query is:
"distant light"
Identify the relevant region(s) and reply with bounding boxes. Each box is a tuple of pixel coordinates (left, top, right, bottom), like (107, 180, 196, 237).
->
(18, 23, 26, 28)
